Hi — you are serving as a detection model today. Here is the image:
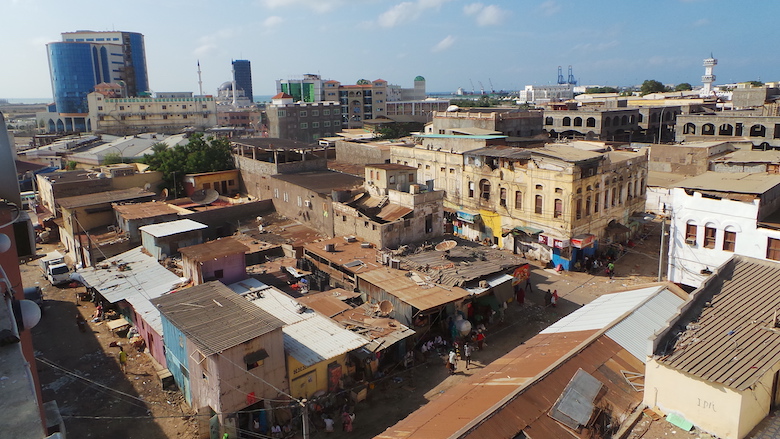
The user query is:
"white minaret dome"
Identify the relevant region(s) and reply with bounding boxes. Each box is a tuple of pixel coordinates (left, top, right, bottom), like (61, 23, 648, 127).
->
(701, 53, 718, 96)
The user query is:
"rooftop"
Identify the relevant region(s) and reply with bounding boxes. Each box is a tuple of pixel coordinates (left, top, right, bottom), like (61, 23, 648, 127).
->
(232, 137, 320, 150)
(152, 281, 284, 357)
(303, 236, 383, 275)
(179, 237, 249, 262)
(58, 187, 156, 209)
(272, 171, 364, 195)
(113, 201, 181, 220)
(531, 145, 604, 163)
(656, 256, 780, 391)
(357, 268, 471, 311)
(711, 149, 780, 164)
(365, 163, 417, 171)
(139, 219, 207, 238)
(675, 172, 780, 195)
(463, 146, 532, 160)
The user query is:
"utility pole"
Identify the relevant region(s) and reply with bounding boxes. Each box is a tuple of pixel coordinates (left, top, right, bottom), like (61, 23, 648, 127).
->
(657, 215, 666, 282)
(301, 399, 309, 439)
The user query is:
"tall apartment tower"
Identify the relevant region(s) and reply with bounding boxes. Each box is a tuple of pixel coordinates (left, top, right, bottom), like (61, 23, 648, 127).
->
(46, 31, 149, 114)
(232, 59, 253, 103)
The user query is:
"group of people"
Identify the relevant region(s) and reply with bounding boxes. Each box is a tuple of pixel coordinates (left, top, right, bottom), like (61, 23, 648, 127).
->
(322, 409, 355, 433)
(583, 256, 617, 279)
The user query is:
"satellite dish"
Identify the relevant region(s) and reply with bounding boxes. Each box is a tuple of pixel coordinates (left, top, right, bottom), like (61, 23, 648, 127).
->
(158, 188, 169, 201)
(446, 105, 460, 112)
(435, 240, 458, 252)
(190, 188, 219, 205)
(378, 300, 394, 315)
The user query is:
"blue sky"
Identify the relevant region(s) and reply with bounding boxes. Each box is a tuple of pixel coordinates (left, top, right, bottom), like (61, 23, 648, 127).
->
(1, 0, 777, 99)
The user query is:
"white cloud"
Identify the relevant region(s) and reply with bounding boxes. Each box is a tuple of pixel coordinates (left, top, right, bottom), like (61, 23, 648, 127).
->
(192, 28, 236, 57)
(259, 0, 346, 13)
(263, 16, 283, 27)
(463, 3, 483, 15)
(476, 5, 506, 26)
(377, 0, 452, 28)
(537, 0, 561, 16)
(693, 18, 710, 27)
(431, 35, 455, 52)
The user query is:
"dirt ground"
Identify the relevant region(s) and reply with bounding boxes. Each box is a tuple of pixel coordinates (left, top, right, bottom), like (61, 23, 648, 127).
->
(24, 221, 666, 439)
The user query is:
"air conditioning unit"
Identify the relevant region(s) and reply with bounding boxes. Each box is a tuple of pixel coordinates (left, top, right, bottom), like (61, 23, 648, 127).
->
(685, 237, 696, 246)
(304, 200, 312, 208)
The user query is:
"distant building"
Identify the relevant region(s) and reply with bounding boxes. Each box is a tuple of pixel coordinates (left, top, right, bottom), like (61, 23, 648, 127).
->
(180, 237, 249, 285)
(266, 93, 342, 141)
(232, 60, 253, 103)
(543, 106, 640, 141)
(676, 111, 780, 150)
(518, 83, 573, 105)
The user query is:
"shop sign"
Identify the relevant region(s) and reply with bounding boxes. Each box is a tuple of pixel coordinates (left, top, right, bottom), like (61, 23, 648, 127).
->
(553, 239, 570, 249)
(571, 234, 595, 249)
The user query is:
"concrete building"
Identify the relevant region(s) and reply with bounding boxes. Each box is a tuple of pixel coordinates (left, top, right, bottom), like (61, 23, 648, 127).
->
(277, 74, 327, 103)
(87, 91, 217, 135)
(113, 201, 183, 244)
(431, 108, 544, 139)
(646, 256, 780, 439)
(266, 93, 342, 142)
(180, 237, 249, 286)
(152, 281, 286, 431)
(332, 164, 445, 248)
(216, 109, 262, 131)
(667, 172, 780, 288)
(543, 107, 640, 141)
(140, 219, 208, 260)
(182, 169, 240, 197)
(338, 79, 390, 129)
(676, 111, 780, 149)
(517, 83, 574, 105)
(649, 141, 736, 176)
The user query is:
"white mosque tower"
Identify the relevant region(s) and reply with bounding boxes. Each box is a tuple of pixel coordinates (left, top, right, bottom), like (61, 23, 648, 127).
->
(701, 54, 718, 96)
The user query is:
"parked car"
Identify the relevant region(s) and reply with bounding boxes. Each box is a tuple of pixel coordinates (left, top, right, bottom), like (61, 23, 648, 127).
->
(23, 286, 44, 313)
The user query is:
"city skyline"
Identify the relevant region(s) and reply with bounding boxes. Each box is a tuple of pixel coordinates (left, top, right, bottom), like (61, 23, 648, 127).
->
(2, 0, 778, 100)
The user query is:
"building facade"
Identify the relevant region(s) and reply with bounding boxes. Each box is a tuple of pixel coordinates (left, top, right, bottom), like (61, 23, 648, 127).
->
(543, 107, 640, 141)
(232, 60, 253, 103)
(266, 94, 343, 141)
(676, 112, 780, 149)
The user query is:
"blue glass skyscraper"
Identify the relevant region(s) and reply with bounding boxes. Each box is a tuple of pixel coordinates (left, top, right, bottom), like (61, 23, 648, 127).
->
(47, 31, 149, 114)
(232, 60, 253, 102)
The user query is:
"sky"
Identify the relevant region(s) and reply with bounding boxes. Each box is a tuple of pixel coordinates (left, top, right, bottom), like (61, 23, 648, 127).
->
(1, 0, 778, 100)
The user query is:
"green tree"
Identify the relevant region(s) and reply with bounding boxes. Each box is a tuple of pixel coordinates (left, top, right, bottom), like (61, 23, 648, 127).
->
(747, 80, 764, 87)
(585, 86, 619, 94)
(640, 80, 669, 95)
(674, 83, 693, 91)
(143, 134, 235, 194)
(102, 152, 123, 165)
(356, 79, 371, 85)
(66, 161, 78, 170)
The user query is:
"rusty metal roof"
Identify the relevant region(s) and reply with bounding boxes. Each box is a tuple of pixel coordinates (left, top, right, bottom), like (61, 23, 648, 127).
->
(296, 292, 353, 317)
(58, 187, 156, 209)
(656, 255, 780, 391)
(113, 201, 181, 220)
(303, 237, 383, 274)
(179, 237, 249, 262)
(152, 281, 284, 357)
(357, 268, 471, 311)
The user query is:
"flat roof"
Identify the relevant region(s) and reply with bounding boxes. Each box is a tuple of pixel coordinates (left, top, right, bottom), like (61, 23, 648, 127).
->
(674, 172, 780, 194)
(113, 201, 181, 220)
(272, 171, 364, 195)
(152, 281, 284, 357)
(712, 149, 780, 164)
(303, 237, 383, 275)
(232, 137, 319, 150)
(415, 134, 507, 140)
(365, 163, 417, 171)
(179, 237, 249, 262)
(464, 146, 532, 159)
(656, 256, 780, 391)
(531, 145, 604, 163)
(139, 219, 208, 238)
(58, 187, 156, 209)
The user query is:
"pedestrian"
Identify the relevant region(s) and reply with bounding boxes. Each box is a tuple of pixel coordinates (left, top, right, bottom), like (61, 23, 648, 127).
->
(323, 414, 335, 433)
(608, 261, 615, 279)
(76, 313, 87, 332)
(525, 276, 533, 293)
(118, 346, 127, 374)
(544, 289, 552, 307)
(463, 343, 472, 369)
(342, 410, 354, 432)
(551, 290, 559, 308)
(515, 285, 525, 306)
(447, 349, 457, 374)
(475, 331, 486, 350)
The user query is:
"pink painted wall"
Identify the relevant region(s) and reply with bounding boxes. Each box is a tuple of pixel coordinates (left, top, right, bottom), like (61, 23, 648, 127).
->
(200, 252, 248, 286)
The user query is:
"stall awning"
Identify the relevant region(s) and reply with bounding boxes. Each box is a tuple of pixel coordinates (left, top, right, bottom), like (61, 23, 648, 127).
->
(571, 234, 596, 249)
(456, 211, 481, 223)
(514, 226, 543, 236)
(475, 295, 500, 312)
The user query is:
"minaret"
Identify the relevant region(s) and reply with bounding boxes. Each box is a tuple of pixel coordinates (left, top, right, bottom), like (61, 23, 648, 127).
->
(197, 60, 203, 96)
(702, 54, 717, 96)
(231, 63, 238, 106)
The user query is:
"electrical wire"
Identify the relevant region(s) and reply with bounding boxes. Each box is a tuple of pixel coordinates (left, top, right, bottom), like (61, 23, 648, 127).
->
(0, 200, 21, 229)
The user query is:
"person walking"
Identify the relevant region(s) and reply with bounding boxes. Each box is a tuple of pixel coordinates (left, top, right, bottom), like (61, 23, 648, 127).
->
(475, 331, 486, 351)
(463, 343, 472, 370)
(118, 346, 127, 374)
(447, 349, 458, 374)
(544, 289, 552, 307)
(551, 290, 559, 308)
(515, 285, 525, 306)
(607, 261, 615, 279)
(525, 275, 533, 293)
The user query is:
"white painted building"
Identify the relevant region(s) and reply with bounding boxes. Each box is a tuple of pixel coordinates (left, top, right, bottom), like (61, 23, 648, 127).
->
(518, 84, 573, 105)
(667, 172, 780, 287)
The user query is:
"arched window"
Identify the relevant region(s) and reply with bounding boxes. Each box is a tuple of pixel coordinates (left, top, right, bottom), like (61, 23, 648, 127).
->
(638, 113, 644, 123)
(586, 117, 596, 127)
(585, 196, 592, 216)
(719, 124, 734, 136)
(563, 117, 571, 127)
(702, 123, 715, 135)
(479, 179, 491, 201)
(574, 117, 583, 127)
(575, 199, 582, 220)
(650, 113, 659, 123)
(611, 187, 618, 206)
(500, 187, 507, 206)
(621, 115, 628, 125)
(750, 124, 767, 137)
(514, 191, 522, 209)
(554, 198, 562, 218)
(684, 123, 696, 134)
(629, 115, 635, 124)
(613, 116, 620, 126)
(535, 195, 543, 215)
(627, 182, 633, 199)
(594, 191, 600, 213)
(604, 117, 611, 127)
(545, 116, 553, 125)
(685, 221, 697, 244)
(604, 189, 610, 210)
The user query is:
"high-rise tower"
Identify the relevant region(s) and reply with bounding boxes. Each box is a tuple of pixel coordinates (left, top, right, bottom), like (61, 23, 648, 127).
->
(701, 54, 717, 96)
(232, 60, 253, 103)
(47, 31, 149, 114)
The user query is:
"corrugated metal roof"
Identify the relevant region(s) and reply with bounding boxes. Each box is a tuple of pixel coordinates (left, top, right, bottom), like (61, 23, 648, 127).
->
(58, 187, 156, 209)
(296, 293, 353, 317)
(232, 281, 368, 366)
(657, 256, 780, 391)
(463, 146, 532, 159)
(151, 281, 284, 357)
(75, 246, 186, 335)
(139, 219, 208, 238)
(179, 237, 249, 262)
(113, 201, 181, 220)
(357, 268, 471, 311)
